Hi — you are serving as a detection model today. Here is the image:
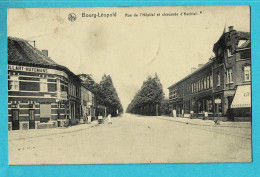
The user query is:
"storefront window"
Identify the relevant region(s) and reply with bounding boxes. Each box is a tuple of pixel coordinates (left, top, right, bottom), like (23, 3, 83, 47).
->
(40, 104, 51, 122)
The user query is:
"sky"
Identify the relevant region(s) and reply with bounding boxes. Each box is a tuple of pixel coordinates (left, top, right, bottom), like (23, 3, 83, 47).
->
(7, 6, 250, 110)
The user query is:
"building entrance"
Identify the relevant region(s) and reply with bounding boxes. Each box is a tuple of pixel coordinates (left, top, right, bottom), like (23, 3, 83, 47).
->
(29, 109, 35, 129)
(12, 109, 19, 130)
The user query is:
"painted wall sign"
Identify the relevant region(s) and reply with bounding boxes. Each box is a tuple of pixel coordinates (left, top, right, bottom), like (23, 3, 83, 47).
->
(8, 65, 68, 78)
(8, 65, 47, 73)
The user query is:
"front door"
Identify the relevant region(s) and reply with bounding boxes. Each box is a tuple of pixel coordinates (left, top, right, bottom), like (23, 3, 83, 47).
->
(29, 109, 35, 129)
(12, 109, 19, 130)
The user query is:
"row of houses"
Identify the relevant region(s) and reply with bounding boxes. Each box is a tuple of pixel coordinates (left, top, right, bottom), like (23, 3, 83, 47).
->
(8, 37, 103, 130)
(168, 26, 251, 121)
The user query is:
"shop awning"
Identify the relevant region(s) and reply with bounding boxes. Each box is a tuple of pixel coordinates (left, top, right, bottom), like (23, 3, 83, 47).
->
(231, 85, 251, 108)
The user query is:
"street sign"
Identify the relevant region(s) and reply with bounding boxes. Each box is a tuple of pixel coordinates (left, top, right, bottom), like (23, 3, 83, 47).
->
(215, 98, 221, 104)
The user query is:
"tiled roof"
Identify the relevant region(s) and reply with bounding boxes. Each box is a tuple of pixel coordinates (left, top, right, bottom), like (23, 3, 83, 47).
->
(168, 59, 213, 89)
(8, 37, 81, 82)
(8, 37, 57, 66)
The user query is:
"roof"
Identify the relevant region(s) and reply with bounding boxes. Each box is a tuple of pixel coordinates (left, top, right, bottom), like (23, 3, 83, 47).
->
(238, 40, 250, 49)
(8, 37, 57, 66)
(8, 37, 80, 81)
(168, 59, 213, 90)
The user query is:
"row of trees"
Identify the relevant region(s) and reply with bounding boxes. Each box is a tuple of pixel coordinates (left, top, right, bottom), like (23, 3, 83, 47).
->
(79, 74, 123, 116)
(126, 74, 169, 116)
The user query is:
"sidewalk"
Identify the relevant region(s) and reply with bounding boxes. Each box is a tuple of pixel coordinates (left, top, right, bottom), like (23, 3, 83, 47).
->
(9, 120, 99, 141)
(158, 116, 251, 128)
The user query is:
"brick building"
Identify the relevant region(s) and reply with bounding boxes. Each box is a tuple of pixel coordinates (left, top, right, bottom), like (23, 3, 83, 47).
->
(8, 37, 81, 130)
(80, 83, 95, 123)
(168, 26, 251, 121)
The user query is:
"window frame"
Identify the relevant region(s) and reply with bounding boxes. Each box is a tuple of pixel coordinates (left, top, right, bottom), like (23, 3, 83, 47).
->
(217, 72, 221, 87)
(244, 65, 251, 82)
(40, 78, 48, 92)
(9, 75, 19, 91)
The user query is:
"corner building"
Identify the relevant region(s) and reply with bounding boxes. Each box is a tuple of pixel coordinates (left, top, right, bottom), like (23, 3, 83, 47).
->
(8, 37, 81, 130)
(168, 26, 251, 121)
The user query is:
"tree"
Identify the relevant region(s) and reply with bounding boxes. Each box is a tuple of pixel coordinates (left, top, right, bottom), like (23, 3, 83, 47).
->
(100, 74, 123, 116)
(78, 73, 105, 106)
(126, 73, 164, 116)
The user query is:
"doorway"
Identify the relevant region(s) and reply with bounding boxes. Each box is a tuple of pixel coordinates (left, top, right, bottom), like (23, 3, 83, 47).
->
(11, 109, 19, 130)
(29, 109, 35, 129)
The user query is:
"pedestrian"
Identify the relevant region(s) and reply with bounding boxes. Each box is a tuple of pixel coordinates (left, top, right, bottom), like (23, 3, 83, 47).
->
(107, 114, 112, 124)
(87, 113, 91, 124)
(190, 110, 194, 119)
(98, 113, 103, 124)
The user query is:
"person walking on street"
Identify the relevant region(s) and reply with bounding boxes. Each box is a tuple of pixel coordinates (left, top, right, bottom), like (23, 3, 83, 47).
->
(87, 113, 91, 124)
(107, 114, 112, 124)
(98, 113, 103, 124)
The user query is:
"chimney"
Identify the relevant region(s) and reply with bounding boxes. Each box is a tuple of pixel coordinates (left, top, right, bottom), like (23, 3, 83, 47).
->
(191, 67, 196, 73)
(228, 26, 234, 32)
(42, 50, 48, 57)
(198, 64, 203, 68)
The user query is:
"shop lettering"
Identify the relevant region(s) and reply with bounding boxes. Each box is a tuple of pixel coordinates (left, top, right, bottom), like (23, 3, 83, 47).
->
(8, 65, 47, 73)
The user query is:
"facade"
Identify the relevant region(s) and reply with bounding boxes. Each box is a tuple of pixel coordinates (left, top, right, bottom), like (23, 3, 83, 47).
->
(8, 37, 81, 130)
(78, 73, 107, 119)
(168, 26, 251, 121)
(80, 84, 95, 123)
(67, 74, 81, 125)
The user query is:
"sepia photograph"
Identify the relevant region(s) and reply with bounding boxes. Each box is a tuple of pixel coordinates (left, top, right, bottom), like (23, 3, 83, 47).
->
(7, 6, 251, 165)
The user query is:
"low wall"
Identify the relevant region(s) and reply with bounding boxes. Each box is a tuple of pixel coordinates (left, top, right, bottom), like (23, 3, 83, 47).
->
(36, 121, 57, 129)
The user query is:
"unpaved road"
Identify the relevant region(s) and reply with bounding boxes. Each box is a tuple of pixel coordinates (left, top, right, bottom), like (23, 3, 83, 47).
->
(9, 113, 251, 165)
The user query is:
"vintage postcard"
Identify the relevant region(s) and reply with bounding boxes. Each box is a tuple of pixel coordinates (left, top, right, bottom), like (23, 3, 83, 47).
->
(7, 6, 251, 165)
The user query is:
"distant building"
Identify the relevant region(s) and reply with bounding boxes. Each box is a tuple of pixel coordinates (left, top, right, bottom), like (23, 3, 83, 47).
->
(168, 26, 251, 121)
(80, 83, 95, 123)
(8, 37, 81, 130)
(78, 73, 106, 118)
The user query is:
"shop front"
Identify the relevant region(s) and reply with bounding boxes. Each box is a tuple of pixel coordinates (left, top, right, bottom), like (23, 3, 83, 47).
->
(231, 85, 251, 121)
